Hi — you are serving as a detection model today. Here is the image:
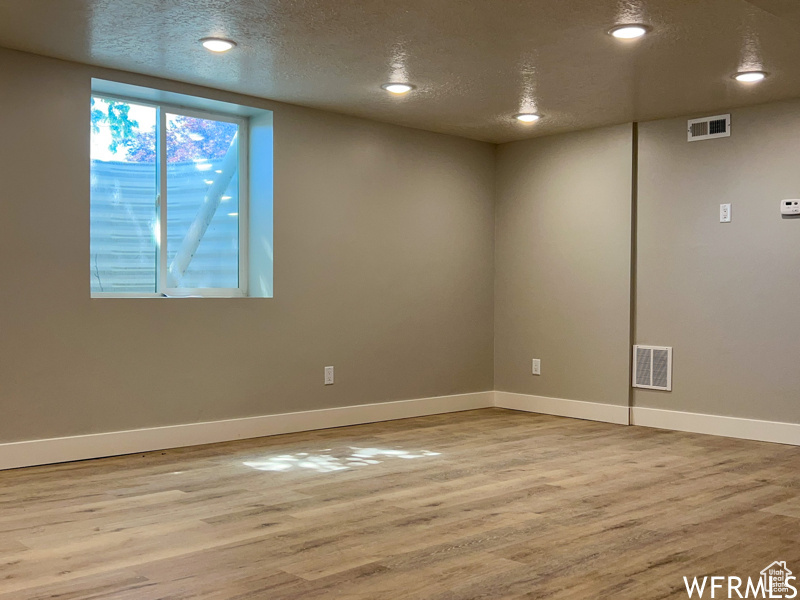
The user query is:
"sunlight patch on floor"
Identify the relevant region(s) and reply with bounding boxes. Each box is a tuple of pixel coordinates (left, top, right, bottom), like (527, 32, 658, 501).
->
(243, 447, 441, 473)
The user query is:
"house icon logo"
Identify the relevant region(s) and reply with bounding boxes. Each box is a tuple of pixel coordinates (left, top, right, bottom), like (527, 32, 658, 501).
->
(762, 561, 794, 598)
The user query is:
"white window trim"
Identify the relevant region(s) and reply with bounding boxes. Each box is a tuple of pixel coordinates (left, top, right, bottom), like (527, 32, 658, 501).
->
(91, 94, 249, 299)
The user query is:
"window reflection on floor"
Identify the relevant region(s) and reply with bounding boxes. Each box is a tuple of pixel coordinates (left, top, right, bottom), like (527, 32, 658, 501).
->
(242, 447, 441, 473)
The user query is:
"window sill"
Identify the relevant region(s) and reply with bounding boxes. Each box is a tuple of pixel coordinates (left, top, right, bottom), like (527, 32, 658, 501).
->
(91, 292, 253, 299)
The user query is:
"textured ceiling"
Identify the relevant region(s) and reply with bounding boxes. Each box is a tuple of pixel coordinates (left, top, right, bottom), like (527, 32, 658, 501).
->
(1, 0, 800, 143)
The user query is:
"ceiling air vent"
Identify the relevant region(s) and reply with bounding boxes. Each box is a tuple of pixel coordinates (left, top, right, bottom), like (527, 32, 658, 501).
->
(688, 114, 731, 142)
(633, 345, 672, 391)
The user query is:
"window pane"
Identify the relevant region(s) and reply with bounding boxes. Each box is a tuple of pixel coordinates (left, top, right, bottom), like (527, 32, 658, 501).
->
(90, 98, 158, 293)
(165, 114, 239, 290)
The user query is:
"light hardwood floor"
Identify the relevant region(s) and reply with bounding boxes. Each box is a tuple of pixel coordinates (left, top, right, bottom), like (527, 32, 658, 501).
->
(1, 408, 799, 599)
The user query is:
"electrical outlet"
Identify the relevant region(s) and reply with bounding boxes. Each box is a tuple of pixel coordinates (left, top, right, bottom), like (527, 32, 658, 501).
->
(324, 366, 334, 385)
(532, 359, 541, 376)
(720, 203, 731, 223)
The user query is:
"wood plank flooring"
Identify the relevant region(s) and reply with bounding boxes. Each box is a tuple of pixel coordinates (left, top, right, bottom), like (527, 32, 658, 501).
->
(1, 408, 799, 599)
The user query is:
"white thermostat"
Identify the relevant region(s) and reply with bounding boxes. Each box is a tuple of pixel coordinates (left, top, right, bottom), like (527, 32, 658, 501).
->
(781, 199, 800, 215)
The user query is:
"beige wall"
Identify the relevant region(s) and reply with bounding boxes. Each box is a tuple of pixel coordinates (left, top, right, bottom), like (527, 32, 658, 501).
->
(4, 45, 800, 446)
(494, 125, 633, 406)
(493, 105, 800, 424)
(635, 101, 800, 422)
(0, 48, 496, 443)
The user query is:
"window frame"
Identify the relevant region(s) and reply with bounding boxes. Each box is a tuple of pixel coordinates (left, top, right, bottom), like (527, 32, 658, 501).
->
(91, 93, 250, 299)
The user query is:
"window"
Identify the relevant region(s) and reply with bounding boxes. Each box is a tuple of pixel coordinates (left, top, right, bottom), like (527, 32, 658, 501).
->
(90, 95, 248, 297)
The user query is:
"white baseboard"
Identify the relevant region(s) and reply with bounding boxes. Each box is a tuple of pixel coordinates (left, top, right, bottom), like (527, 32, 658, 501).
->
(0, 391, 494, 471)
(494, 391, 629, 425)
(6, 391, 800, 470)
(631, 407, 800, 446)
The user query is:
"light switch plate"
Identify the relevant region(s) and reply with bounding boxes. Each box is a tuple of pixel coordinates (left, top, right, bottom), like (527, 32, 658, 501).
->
(532, 359, 541, 376)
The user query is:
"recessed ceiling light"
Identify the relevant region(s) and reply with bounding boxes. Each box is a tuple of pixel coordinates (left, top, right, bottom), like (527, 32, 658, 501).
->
(381, 83, 415, 95)
(609, 24, 650, 39)
(514, 113, 541, 123)
(734, 71, 767, 83)
(201, 38, 236, 53)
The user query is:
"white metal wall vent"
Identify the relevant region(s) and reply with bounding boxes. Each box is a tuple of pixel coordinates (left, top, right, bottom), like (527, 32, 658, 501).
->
(633, 345, 672, 391)
(688, 114, 731, 142)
